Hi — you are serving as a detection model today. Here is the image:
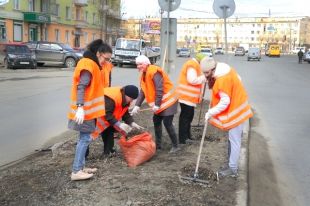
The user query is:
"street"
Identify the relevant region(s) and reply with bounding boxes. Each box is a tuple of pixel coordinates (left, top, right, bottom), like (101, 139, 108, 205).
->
(0, 54, 310, 205)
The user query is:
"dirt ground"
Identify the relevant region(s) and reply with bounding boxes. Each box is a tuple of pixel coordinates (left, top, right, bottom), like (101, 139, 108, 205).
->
(0, 101, 238, 206)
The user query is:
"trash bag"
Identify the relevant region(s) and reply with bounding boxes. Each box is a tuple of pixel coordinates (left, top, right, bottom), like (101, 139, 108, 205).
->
(118, 132, 156, 167)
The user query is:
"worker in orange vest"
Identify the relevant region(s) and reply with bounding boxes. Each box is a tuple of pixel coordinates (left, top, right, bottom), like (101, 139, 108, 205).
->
(90, 85, 144, 155)
(131, 55, 180, 153)
(200, 56, 253, 178)
(68, 39, 112, 181)
(176, 53, 206, 145)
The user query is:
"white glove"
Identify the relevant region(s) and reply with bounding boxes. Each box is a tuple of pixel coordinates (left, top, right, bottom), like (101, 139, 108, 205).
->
(131, 122, 145, 130)
(119, 122, 132, 134)
(74, 107, 85, 125)
(152, 105, 160, 113)
(198, 75, 207, 83)
(205, 112, 212, 122)
(130, 106, 140, 116)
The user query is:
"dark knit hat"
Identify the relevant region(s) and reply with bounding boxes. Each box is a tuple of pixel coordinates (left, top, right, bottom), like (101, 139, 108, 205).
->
(124, 85, 139, 99)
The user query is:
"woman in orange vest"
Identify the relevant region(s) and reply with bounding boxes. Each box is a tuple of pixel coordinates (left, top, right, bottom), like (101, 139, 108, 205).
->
(131, 55, 180, 153)
(90, 85, 143, 156)
(68, 39, 112, 181)
(200, 56, 253, 178)
(176, 53, 206, 145)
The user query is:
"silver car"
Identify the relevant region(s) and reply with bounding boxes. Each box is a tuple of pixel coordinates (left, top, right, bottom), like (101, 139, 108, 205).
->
(247, 47, 261, 61)
(178, 48, 191, 57)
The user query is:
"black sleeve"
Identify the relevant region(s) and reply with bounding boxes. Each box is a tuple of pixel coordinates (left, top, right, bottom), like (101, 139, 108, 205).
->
(122, 110, 134, 125)
(104, 96, 118, 125)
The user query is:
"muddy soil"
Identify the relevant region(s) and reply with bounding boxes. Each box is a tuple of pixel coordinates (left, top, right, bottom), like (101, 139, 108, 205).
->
(0, 101, 238, 206)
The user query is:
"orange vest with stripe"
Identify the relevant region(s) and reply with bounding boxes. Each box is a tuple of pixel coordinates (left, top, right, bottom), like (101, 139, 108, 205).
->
(140, 65, 178, 114)
(91, 87, 129, 139)
(101, 62, 113, 87)
(68, 58, 105, 120)
(209, 68, 253, 130)
(177, 59, 204, 104)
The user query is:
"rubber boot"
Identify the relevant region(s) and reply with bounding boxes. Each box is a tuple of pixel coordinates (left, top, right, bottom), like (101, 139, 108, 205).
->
(165, 124, 178, 148)
(154, 124, 162, 150)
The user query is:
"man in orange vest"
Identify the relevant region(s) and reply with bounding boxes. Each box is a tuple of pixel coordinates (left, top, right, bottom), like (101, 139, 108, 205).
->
(176, 53, 206, 145)
(200, 56, 253, 178)
(131, 55, 180, 153)
(90, 85, 144, 155)
(68, 39, 112, 181)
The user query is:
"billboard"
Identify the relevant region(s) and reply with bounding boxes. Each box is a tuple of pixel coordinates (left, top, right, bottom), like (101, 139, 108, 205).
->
(143, 20, 161, 35)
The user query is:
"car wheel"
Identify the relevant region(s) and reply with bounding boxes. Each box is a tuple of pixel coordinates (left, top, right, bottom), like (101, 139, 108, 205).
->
(65, 57, 76, 68)
(37, 63, 44, 67)
(4, 59, 11, 69)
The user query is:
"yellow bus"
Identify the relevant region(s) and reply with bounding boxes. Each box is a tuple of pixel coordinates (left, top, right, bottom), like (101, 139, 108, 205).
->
(268, 44, 280, 57)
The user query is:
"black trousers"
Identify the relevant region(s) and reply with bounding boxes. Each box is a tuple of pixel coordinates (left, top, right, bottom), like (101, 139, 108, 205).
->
(178, 103, 195, 144)
(153, 114, 178, 149)
(85, 126, 115, 158)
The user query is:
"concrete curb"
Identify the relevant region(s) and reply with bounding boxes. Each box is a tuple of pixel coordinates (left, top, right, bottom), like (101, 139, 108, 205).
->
(236, 119, 250, 206)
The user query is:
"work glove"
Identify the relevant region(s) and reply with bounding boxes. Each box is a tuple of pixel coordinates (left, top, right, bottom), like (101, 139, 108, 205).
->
(114, 122, 132, 135)
(198, 75, 207, 83)
(74, 107, 85, 125)
(205, 112, 212, 122)
(152, 105, 160, 113)
(131, 122, 145, 130)
(130, 106, 140, 116)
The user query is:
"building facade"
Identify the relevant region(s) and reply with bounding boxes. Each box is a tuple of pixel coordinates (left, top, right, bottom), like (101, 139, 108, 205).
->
(0, 0, 121, 48)
(123, 16, 310, 52)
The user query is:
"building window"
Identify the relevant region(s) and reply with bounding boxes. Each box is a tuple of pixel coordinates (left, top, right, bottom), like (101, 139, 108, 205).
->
(41, 0, 48, 13)
(0, 23, 6, 41)
(28, 0, 34, 11)
(76, 8, 81, 20)
(13, 22, 22, 42)
(66, 7, 70, 19)
(55, 4, 59, 16)
(251, 31, 254, 34)
(85, 11, 88, 22)
(14, 0, 20, 10)
(55, 29, 60, 42)
(65, 30, 70, 43)
(251, 37, 254, 41)
(84, 32, 88, 44)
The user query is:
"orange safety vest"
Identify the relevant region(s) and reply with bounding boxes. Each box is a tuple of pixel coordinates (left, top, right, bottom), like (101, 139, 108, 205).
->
(209, 68, 253, 130)
(101, 62, 113, 87)
(140, 65, 178, 114)
(68, 58, 105, 121)
(176, 59, 204, 104)
(91, 87, 129, 139)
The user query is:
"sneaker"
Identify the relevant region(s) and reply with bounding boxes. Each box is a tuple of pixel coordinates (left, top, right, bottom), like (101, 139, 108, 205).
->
(169, 146, 181, 153)
(71, 170, 93, 181)
(83, 167, 98, 173)
(217, 168, 238, 178)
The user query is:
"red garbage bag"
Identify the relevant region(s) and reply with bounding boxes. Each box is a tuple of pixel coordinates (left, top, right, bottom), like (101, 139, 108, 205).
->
(118, 132, 156, 167)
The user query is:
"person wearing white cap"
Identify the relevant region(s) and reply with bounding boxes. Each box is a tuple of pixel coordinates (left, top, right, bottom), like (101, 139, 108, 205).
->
(131, 55, 180, 153)
(200, 56, 253, 178)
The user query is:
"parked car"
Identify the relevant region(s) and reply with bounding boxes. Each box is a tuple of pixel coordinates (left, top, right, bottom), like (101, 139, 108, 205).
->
(247, 47, 261, 61)
(178, 48, 191, 57)
(214, 47, 224, 55)
(200, 48, 213, 57)
(234, 47, 246, 56)
(0, 42, 36, 69)
(26, 41, 83, 67)
(303, 51, 310, 63)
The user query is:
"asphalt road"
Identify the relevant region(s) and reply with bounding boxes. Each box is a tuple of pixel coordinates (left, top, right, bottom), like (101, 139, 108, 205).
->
(0, 55, 309, 206)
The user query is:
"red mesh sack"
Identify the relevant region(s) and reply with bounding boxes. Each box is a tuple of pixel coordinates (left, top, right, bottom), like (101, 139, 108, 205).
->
(118, 132, 156, 167)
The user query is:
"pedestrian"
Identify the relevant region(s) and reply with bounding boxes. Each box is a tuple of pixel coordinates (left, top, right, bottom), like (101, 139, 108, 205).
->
(131, 55, 180, 153)
(90, 85, 144, 156)
(297, 49, 304, 64)
(176, 53, 206, 145)
(200, 56, 253, 177)
(68, 39, 111, 181)
(85, 45, 114, 159)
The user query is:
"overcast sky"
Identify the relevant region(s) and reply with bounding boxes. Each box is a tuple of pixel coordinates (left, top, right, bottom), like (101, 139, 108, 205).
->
(121, 0, 310, 19)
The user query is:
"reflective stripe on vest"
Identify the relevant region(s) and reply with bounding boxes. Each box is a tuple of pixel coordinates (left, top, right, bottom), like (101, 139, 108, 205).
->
(90, 117, 109, 139)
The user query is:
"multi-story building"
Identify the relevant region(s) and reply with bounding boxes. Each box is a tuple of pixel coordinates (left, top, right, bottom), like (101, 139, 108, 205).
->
(123, 16, 310, 52)
(0, 0, 121, 48)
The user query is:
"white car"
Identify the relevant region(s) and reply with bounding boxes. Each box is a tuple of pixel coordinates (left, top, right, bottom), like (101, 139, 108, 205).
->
(214, 47, 224, 55)
(200, 48, 213, 57)
(178, 48, 191, 57)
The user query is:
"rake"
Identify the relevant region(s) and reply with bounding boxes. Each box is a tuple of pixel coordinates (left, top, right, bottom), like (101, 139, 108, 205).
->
(179, 121, 209, 185)
(192, 83, 207, 128)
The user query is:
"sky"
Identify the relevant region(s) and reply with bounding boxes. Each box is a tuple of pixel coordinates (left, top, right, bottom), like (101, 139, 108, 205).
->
(121, 0, 310, 19)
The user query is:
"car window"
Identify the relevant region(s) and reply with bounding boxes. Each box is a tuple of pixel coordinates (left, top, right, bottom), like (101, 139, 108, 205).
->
(50, 44, 63, 51)
(39, 43, 50, 50)
(180, 48, 189, 51)
(6, 45, 30, 53)
(201, 49, 211, 52)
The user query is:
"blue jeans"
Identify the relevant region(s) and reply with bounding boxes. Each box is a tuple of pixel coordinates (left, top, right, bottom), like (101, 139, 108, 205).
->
(72, 132, 92, 172)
